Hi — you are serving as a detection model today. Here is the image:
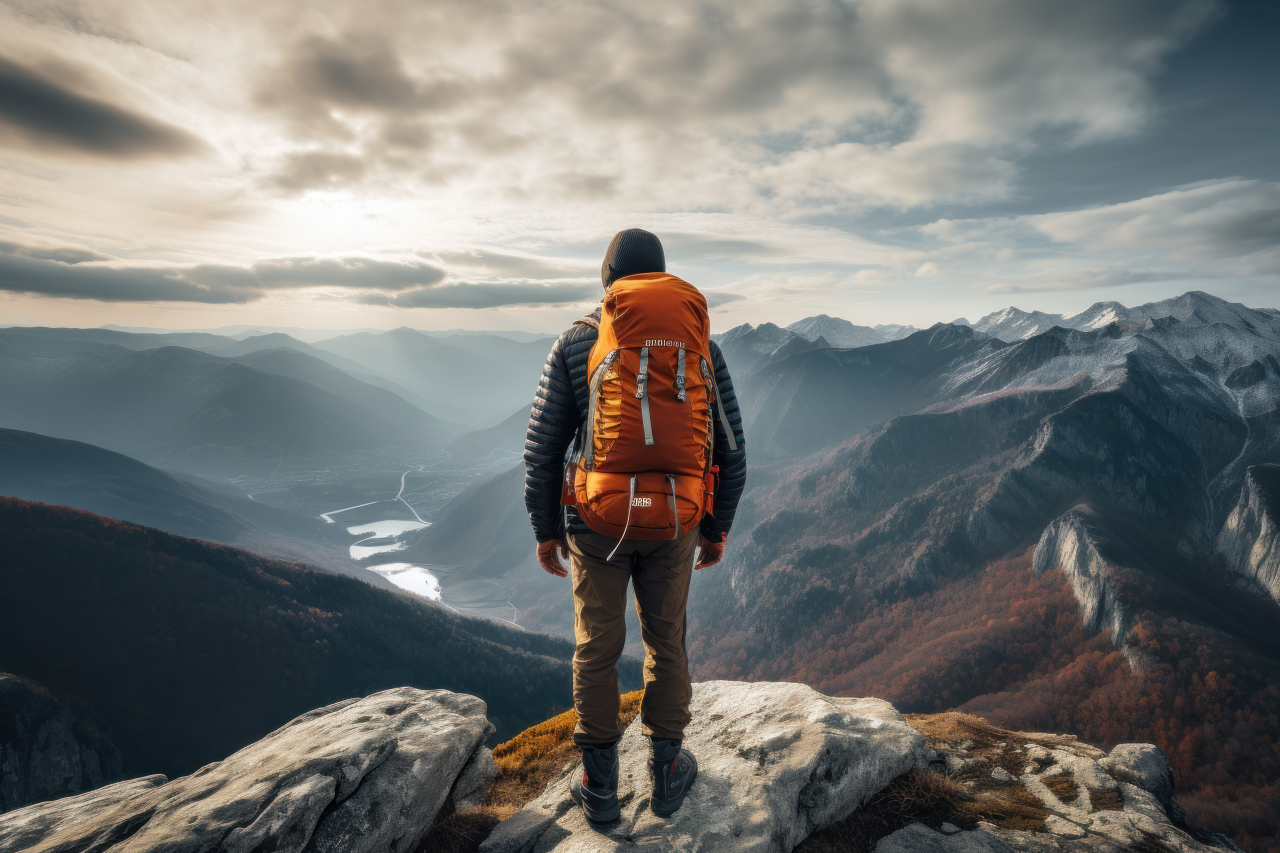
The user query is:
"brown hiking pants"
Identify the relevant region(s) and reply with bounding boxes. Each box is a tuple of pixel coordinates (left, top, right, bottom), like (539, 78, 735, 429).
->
(568, 530, 698, 746)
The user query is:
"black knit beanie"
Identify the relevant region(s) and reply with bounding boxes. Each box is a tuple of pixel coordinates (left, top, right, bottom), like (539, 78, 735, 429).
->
(601, 228, 665, 289)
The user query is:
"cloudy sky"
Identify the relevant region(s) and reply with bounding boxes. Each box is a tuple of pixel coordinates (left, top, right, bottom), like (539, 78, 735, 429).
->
(0, 0, 1276, 333)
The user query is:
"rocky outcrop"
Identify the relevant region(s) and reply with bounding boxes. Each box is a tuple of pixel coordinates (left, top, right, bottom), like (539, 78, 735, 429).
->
(0, 687, 494, 853)
(481, 680, 929, 853)
(1216, 464, 1280, 605)
(893, 739, 1233, 852)
(0, 673, 121, 813)
(1100, 743, 1184, 825)
(1032, 511, 1130, 649)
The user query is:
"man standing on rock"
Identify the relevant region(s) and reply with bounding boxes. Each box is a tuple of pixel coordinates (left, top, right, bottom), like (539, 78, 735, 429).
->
(523, 228, 747, 821)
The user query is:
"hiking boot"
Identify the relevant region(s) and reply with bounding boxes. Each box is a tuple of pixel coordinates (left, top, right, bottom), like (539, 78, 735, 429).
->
(570, 741, 620, 823)
(649, 738, 697, 817)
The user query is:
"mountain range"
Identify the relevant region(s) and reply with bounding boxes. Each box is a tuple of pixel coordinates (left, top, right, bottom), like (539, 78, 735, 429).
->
(4, 291, 1280, 848)
(379, 290, 1280, 850)
(965, 290, 1280, 342)
(0, 330, 458, 479)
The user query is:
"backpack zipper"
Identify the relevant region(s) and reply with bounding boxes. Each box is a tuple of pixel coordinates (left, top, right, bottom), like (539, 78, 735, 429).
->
(675, 348, 687, 402)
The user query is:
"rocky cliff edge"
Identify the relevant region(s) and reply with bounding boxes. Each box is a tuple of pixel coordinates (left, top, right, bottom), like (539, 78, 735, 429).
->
(0, 681, 1247, 853)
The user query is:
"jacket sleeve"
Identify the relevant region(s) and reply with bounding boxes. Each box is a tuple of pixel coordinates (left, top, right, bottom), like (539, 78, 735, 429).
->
(702, 340, 747, 541)
(524, 334, 580, 542)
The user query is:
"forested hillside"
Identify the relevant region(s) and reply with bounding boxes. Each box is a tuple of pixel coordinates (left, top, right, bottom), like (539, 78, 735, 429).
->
(0, 498, 602, 780)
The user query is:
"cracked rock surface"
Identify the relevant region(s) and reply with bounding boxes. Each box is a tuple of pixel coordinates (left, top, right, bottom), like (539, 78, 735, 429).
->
(481, 680, 929, 853)
(0, 687, 494, 853)
(884, 740, 1241, 852)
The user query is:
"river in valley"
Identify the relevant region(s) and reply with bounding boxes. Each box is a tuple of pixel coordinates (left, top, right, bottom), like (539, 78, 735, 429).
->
(315, 465, 521, 625)
(319, 470, 446, 601)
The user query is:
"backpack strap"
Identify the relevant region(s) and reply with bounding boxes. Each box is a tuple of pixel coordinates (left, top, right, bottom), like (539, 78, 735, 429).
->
(701, 356, 738, 452)
(636, 346, 654, 446)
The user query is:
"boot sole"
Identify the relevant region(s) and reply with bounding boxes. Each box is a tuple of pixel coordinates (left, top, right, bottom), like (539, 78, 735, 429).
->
(651, 762, 698, 817)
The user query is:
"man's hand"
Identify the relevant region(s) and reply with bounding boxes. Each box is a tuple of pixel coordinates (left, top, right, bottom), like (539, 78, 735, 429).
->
(695, 533, 725, 569)
(537, 538, 570, 577)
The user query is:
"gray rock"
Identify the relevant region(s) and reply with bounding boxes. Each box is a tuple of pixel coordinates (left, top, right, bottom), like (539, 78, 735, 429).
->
(1099, 743, 1184, 823)
(481, 680, 928, 853)
(0, 688, 495, 853)
(1043, 815, 1086, 839)
(1033, 514, 1130, 649)
(0, 774, 165, 853)
(1216, 465, 1280, 606)
(0, 673, 122, 813)
(451, 746, 498, 813)
(875, 822, 1011, 852)
(991, 766, 1015, 783)
(974, 743, 1228, 853)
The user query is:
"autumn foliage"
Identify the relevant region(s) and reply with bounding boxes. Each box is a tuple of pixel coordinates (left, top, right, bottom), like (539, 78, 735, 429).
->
(692, 548, 1280, 852)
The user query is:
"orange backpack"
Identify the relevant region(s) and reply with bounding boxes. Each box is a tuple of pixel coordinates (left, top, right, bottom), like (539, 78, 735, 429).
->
(562, 272, 738, 546)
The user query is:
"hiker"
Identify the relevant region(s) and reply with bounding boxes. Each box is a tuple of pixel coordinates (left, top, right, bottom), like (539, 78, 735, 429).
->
(523, 228, 747, 822)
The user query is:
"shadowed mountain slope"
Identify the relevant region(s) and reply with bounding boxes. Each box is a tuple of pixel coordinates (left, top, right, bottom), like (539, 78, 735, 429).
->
(396, 463, 531, 578)
(681, 298, 1280, 849)
(0, 428, 373, 580)
(737, 323, 1003, 459)
(0, 497, 599, 781)
(443, 406, 528, 464)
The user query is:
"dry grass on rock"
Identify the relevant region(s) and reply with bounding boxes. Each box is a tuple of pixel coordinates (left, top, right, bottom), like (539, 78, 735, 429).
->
(417, 690, 643, 853)
(796, 769, 965, 853)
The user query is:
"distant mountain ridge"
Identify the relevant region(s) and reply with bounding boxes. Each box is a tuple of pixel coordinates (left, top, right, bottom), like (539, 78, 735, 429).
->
(966, 290, 1280, 342)
(785, 315, 885, 348)
(685, 291, 1280, 847)
(313, 327, 555, 424)
(0, 428, 372, 581)
(0, 331, 457, 478)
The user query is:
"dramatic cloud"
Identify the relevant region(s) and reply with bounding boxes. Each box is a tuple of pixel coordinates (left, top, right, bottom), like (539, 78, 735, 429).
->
(269, 150, 367, 191)
(982, 267, 1192, 294)
(906, 180, 1280, 298)
(1030, 180, 1280, 267)
(0, 0, 1272, 328)
(0, 238, 111, 264)
(240, 0, 1216, 205)
(431, 250, 594, 281)
(355, 282, 595, 309)
(0, 55, 202, 158)
(0, 245, 446, 303)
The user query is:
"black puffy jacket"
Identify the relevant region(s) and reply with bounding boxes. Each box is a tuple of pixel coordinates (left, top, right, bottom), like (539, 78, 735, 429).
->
(523, 308, 747, 543)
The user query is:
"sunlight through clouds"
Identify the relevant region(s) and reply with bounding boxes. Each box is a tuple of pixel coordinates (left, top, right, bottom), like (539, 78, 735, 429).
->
(0, 0, 1273, 330)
